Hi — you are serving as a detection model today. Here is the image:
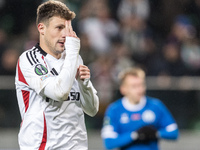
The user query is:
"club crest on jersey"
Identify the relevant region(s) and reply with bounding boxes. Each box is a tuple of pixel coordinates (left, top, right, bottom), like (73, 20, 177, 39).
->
(35, 64, 48, 76)
(142, 110, 156, 123)
(120, 113, 129, 124)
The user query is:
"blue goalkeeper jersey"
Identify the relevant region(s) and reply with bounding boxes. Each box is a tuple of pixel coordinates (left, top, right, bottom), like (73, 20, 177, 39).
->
(101, 96, 179, 150)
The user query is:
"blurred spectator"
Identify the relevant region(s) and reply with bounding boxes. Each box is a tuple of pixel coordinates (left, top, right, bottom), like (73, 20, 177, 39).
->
(160, 0, 190, 35)
(23, 22, 39, 51)
(140, 34, 161, 75)
(0, 48, 19, 75)
(160, 42, 187, 76)
(0, 28, 8, 58)
(110, 41, 135, 83)
(89, 55, 115, 116)
(181, 39, 200, 75)
(78, 0, 119, 54)
(117, 0, 150, 21)
(168, 15, 196, 44)
(117, 0, 153, 64)
(144, 41, 188, 76)
(120, 14, 155, 63)
(64, 0, 84, 15)
(79, 33, 98, 66)
(165, 15, 200, 76)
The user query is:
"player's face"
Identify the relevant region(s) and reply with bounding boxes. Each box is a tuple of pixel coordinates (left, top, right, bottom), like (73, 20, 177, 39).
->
(40, 16, 67, 58)
(120, 75, 146, 104)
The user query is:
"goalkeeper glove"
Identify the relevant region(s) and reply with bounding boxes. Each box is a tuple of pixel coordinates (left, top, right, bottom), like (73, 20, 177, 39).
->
(131, 126, 158, 143)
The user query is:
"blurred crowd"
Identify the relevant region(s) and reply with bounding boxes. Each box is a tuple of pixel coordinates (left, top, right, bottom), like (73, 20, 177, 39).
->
(0, 0, 200, 118)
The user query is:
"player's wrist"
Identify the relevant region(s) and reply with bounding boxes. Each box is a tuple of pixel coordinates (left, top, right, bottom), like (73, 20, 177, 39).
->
(78, 78, 90, 89)
(156, 131, 160, 138)
(83, 78, 90, 86)
(65, 37, 80, 52)
(131, 131, 138, 140)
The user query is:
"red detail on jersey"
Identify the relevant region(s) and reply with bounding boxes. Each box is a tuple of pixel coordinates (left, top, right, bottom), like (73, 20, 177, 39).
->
(17, 60, 28, 85)
(39, 113, 47, 150)
(42, 56, 47, 68)
(131, 113, 141, 121)
(21, 90, 30, 112)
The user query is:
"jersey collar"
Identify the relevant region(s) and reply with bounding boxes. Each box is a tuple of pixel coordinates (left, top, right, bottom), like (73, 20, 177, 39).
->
(122, 96, 147, 112)
(35, 43, 47, 56)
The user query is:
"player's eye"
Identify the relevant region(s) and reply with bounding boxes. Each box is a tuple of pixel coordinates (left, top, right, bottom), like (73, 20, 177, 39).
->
(56, 26, 63, 30)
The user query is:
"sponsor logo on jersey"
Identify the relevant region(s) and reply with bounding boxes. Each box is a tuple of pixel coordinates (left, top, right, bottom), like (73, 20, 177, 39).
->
(35, 64, 48, 76)
(65, 92, 80, 101)
(142, 110, 156, 123)
(40, 74, 52, 81)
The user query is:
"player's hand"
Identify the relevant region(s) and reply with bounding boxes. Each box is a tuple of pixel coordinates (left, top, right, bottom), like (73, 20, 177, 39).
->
(135, 126, 158, 142)
(76, 65, 90, 80)
(65, 20, 79, 39)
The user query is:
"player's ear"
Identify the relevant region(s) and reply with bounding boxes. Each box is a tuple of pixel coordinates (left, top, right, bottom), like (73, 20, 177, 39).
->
(38, 23, 45, 35)
(120, 84, 126, 96)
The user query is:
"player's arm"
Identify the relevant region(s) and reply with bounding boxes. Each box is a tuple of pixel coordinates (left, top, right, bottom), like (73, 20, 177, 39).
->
(102, 125, 134, 149)
(76, 62, 99, 117)
(101, 106, 135, 149)
(156, 100, 179, 140)
(18, 20, 80, 101)
(43, 40, 79, 101)
(158, 123, 178, 140)
(43, 20, 80, 101)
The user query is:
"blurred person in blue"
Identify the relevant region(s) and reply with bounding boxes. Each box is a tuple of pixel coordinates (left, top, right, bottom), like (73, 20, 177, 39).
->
(101, 67, 179, 150)
(167, 15, 200, 75)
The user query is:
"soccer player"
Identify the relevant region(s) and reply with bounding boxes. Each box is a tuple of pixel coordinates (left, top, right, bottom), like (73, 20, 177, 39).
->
(15, 1, 99, 150)
(101, 67, 179, 150)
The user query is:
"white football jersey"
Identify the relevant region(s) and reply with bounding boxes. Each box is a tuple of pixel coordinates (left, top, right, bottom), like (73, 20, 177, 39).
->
(15, 43, 97, 150)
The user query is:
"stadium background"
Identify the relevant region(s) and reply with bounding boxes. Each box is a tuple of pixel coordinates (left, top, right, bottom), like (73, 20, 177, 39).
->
(0, 0, 200, 149)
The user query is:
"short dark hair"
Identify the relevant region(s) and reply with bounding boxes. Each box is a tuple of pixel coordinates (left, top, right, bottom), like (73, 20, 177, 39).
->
(36, 0, 76, 25)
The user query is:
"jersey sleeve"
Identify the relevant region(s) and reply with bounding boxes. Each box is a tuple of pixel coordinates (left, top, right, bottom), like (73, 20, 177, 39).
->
(77, 56, 99, 117)
(156, 100, 179, 140)
(17, 37, 80, 101)
(43, 37, 80, 101)
(16, 52, 51, 95)
(101, 104, 134, 149)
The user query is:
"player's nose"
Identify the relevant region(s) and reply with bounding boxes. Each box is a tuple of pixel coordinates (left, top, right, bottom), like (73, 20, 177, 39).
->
(61, 28, 67, 37)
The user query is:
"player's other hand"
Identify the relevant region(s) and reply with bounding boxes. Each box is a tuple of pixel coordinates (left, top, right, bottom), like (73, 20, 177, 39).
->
(132, 126, 158, 143)
(76, 65, 90, 81)
(65, 20, 79, 39)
